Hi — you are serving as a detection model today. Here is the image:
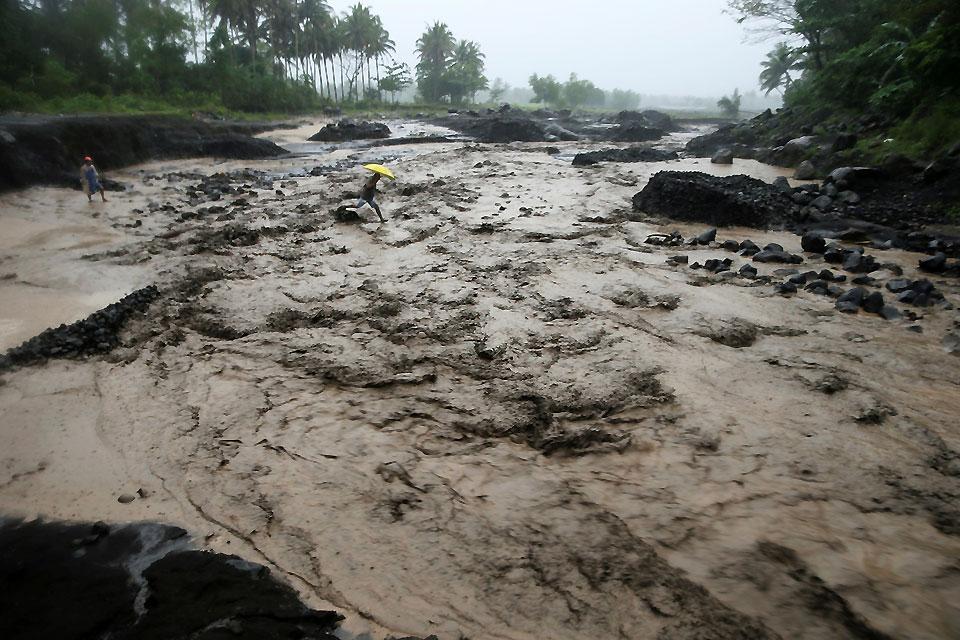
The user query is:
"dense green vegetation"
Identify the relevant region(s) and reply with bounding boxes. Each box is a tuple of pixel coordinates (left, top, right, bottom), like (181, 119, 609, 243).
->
(729, 0, 960, 157)
(528, 73, 641, 111)
(415, 22, 487, 105)
(0, 1, 489, 114)
(717, 89, 743, 118)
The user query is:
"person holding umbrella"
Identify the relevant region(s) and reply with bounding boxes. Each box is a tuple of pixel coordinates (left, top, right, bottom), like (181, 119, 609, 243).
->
(80, 156, 108, 203)
(356, 163, 395, 222)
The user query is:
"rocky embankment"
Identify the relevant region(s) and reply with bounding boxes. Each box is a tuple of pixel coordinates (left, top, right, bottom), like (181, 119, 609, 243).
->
(687, 106, 960, 183)
(0, 115, 288, 191)
(430, 105, 679, 144)
(634, 169, 960, 253)
(308, 119, 391, 141)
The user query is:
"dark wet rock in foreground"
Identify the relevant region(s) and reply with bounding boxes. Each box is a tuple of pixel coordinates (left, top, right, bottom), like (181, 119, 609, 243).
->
(0, 518, 342, 640)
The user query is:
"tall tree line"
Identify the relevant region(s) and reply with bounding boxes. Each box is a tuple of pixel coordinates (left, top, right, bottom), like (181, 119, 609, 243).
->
(0, 0, 405, 111)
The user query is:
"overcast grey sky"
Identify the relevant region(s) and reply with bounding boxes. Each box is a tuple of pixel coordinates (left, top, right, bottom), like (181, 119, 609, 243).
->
(329, 0, 771, 98)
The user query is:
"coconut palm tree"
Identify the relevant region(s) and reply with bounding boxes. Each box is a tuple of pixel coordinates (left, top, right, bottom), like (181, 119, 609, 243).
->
(208, 0, 242, 63)
(369, 16, 394, 101)
(416, 21, 454, 102)
(342, 3, 373, 100)
(265, 0, 296, 76)
(759, 42, 801, 95)
(446, 39, 487, 104)
(209, 0, 259, 64)
(299, 0, 331, 91)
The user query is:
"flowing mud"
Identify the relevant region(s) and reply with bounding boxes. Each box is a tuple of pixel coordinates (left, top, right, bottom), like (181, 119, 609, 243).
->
(1, 127, 959, 640)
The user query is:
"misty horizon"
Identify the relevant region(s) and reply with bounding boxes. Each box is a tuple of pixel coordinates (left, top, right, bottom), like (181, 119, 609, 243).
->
(329, 0, 777, 101)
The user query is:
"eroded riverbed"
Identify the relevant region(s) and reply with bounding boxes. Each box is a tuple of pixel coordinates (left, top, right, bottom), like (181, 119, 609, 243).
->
(1, 125, 958, 640)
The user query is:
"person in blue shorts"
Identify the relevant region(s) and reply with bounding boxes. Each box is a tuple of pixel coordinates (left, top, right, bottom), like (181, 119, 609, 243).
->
(81, 156, 108, 203)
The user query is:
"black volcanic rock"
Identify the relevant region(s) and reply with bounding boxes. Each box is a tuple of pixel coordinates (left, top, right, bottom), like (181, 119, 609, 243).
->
(632, 171, 797, 227)
(573, 147, 678, 166)
(0, 519, 343, 640)
(309, 119, 390, 141)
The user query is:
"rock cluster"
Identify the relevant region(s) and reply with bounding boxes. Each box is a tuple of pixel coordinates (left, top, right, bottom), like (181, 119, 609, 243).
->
(0, 286, 159, 370)
(572, 147, 678, 166)
(606, 122, 665, 142)
(308, 119, 391, 141)
(633, 171, 797, 227)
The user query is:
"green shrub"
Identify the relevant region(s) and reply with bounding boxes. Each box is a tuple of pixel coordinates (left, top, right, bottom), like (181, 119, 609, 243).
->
(218, 69, 319, 113)
(889, 98, 960, 158)
(0, 85, 40, 111)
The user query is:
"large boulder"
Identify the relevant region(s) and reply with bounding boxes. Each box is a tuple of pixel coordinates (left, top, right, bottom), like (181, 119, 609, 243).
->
(543, 123, 580, 141)
(608, 122, 665, 143)
(641, 110, 679, 131)
(795, 160, 817, 180)
(617, 109, 679, 132)
(772, 136, 818, 166)
(711, 148, 734, 165)
(632, 171, 797, 228)
(482, 116, 546, 142)
(308, 119, 390, 141)
(686, 121, 761, 157)
(825, 166, 883, 190)
(573, 147, 678, 166)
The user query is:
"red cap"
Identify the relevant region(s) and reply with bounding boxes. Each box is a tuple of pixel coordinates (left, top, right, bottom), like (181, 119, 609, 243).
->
(83, 156, 92, 162)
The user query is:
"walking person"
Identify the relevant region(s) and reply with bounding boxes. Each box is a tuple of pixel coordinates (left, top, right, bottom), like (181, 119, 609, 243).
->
(80, 156, 108, 203)
(355, 164, 395, 222)
(357, 172, 385, 222)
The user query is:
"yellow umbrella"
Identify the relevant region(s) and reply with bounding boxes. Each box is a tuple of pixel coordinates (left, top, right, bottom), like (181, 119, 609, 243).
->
(363, 163, 396, 180)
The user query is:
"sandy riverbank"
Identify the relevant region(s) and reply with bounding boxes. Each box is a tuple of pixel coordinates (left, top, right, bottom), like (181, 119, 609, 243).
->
(1, 125, 958, 639)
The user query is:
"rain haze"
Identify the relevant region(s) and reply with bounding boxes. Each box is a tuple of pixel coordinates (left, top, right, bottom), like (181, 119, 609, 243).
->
(330, 0, 774, 99)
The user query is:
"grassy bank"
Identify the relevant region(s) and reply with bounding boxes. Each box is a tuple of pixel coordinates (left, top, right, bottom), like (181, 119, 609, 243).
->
(0, 89, 465, 122)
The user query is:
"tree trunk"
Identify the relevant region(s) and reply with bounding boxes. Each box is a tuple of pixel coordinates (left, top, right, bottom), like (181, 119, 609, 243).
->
(325, 58, 336, 101)
(200, 0, 208, 54)
(187, 0, 199, 63)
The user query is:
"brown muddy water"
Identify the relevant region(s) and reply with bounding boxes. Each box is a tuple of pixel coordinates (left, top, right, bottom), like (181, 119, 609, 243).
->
(1, 121, 958, 640)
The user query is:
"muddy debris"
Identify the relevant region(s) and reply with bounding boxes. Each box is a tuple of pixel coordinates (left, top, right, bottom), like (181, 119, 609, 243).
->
(696, 318, 761, 348)
(538, 425, 632, 456)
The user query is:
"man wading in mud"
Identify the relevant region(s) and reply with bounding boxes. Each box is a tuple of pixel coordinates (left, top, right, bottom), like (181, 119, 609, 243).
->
(80, 156, 108, 203)
(356, 163, 396, 222)
(357, 173, 385, 222)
